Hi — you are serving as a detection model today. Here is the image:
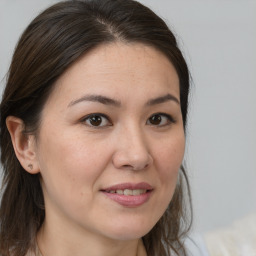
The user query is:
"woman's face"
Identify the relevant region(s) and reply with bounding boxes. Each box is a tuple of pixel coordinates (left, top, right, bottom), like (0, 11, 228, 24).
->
(35, 43, 185, 241)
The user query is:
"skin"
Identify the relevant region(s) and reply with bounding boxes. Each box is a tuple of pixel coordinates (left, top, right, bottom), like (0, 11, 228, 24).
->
(7, 42, 185, 256)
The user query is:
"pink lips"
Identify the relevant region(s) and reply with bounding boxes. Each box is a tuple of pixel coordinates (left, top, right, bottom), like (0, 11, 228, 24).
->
(101, 182, 153, 207)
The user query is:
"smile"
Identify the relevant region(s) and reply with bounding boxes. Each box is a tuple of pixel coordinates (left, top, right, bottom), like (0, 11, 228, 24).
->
(101, 182, 153, 207)
(106, 189, 147, 196)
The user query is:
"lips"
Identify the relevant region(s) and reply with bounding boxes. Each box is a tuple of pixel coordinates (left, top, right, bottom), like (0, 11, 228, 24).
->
(101, 182, 153, 207)
(107, 189, 147, 196)
(102, 182, 153, 192)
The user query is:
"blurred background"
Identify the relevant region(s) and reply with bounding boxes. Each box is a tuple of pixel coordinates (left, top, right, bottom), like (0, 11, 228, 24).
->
(0, 0, 256, 233)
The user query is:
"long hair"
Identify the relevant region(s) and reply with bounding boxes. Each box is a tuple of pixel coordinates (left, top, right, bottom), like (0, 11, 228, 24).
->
(0, 1, 192, 255)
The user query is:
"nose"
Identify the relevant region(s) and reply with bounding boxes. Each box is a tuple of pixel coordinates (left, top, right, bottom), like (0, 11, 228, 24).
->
(112, 127, 153, 171)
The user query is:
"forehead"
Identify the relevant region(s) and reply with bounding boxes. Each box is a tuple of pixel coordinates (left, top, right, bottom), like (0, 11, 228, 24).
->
(48, 42, 180, 105)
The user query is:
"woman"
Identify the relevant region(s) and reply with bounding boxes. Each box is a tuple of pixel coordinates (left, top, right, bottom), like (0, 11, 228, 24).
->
(0, 0, 195, 255)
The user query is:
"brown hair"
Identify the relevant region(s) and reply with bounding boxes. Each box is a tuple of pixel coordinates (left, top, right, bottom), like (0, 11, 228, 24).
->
(0, 1, 192, 255)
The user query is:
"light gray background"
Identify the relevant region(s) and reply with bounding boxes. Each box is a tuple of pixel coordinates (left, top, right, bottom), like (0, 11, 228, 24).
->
(0, 0, 255, 233)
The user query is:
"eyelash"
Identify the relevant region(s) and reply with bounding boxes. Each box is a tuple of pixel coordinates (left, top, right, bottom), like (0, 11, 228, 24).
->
(147, 112, 176, 127)
(80, 112, 176, 128)
(80, 113, 112, 128)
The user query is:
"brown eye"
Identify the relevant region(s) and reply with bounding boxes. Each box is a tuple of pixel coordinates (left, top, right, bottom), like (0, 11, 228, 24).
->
(147, 113, 174, 127)
(82, 114, 111, 127)
(88, 115, 102, 126)
(149, 114, 162, 125)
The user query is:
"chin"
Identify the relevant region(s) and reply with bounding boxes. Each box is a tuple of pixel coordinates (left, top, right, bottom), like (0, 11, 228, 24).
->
(103, 222, 154, 241)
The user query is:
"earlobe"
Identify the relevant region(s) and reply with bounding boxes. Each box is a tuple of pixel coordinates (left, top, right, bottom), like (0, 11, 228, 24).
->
(6, 116, 40, 174)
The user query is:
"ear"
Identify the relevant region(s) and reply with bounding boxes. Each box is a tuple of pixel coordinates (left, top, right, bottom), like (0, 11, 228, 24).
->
(6, 116, 40, 174)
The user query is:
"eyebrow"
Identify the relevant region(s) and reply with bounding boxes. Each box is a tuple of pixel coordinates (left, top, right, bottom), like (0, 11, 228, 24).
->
(68, 94, 121, 107)
(146, 93, 180, 106)
(68, 93, 179, 108)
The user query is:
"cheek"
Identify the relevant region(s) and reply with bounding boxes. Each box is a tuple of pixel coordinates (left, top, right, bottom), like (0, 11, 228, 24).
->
(37, 137, 101, 214)
(155, 133, 185, 188)
(37, 130, 110, 193)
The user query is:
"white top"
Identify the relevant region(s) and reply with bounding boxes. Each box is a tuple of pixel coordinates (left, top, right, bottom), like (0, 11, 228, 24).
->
(205, 213, 256, 256)
(185, 233, 210, 256)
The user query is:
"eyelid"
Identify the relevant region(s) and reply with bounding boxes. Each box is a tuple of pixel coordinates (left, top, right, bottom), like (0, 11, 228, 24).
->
(79, 112, 175, 128)
(147, 112, 176, 126)
(80, 113, 112, 127)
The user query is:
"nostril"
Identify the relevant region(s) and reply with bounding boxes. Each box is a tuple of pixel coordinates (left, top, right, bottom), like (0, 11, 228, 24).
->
(135, 163, 149, 171)
(120, 163, 149, 171)
(123, 164, 131, 168)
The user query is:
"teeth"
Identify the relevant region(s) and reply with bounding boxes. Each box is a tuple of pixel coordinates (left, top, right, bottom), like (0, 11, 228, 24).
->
(133, 189, 146, 195)
(124, 189, 133, 195)
(116, 190, 124, 195)
(108, 189, 147, 196)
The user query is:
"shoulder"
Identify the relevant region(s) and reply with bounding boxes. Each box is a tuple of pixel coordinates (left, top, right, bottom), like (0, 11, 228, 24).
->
(184, 233, 210, 256)
(205, 213, 256, 256)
